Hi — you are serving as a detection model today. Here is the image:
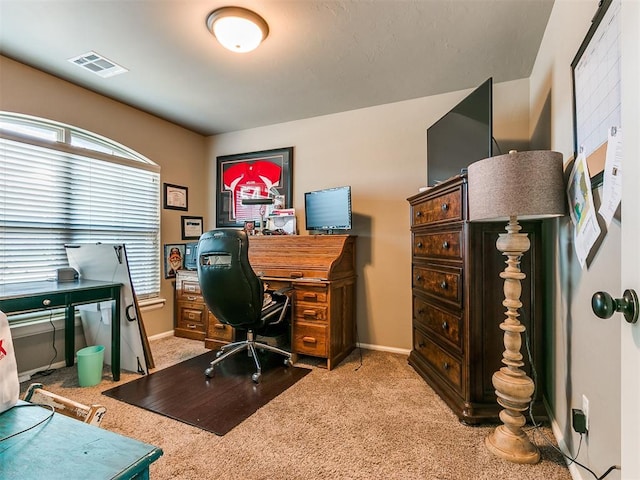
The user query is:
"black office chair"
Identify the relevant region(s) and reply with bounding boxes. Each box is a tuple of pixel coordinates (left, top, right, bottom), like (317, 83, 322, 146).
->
(197, 228, 293, 383)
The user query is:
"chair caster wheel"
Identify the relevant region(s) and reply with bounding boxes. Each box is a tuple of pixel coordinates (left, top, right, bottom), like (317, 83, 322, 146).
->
(205, 367, 214, 378)
(251, 373, 261, 383)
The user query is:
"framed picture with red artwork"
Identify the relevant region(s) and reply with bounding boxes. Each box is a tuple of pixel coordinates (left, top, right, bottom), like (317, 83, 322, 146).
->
(215, 147, 293, 228)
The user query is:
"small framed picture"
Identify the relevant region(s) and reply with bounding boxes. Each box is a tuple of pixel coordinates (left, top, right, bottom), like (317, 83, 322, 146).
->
(181, 215, 204, 240)
(163, 183, 188, 211)
(164, 243, 185, 278)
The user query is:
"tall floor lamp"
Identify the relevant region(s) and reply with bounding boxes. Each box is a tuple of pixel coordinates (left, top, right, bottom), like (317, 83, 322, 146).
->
(468, 150, 565, 464)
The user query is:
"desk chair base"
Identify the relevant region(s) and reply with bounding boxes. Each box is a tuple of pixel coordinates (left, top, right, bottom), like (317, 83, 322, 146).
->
(205, 331, 293, 383)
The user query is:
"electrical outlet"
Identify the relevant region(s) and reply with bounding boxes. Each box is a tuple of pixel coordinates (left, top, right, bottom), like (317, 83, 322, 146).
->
(582, 394, 590, 431)
(572, 408, 588, 434)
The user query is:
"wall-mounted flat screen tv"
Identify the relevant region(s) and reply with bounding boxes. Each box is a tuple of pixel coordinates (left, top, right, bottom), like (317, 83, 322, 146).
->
(427, 77, 493, 187)
(304, 186, 352, 233)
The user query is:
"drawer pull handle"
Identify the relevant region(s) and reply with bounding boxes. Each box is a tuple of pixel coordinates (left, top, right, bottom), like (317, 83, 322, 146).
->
(442, 321, 449, 330)
(416, 211, 423, 217)
(417, 242, 423, 248)
(416, 275, 422, 282)
(440, 281, 448, 289)
(187, 323, 197, 329)
(42, 299, 51, 307)
(290, 271, 304, 278)
(214, 324, 225, 330)
(442, 241, 450, 249)
(187, 296, 197, 301)
(418, 342, 425, 349)
(441, 203, 449, 211)
(303, 293, 318, 300)
(302, 336, 317, 344)
(443, 362, 450, 370)
(303, 309, 317, 318)
(417, 308, 425, 315)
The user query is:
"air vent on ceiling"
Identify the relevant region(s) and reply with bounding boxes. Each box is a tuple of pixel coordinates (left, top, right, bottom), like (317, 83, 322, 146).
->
(68, 51, 128, 78)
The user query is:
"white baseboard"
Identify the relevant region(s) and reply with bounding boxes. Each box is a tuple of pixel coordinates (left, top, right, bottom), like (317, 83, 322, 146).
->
(148, 330, 176, 341)
(18, 360, 68, 384)
(356, 342, 411, 355)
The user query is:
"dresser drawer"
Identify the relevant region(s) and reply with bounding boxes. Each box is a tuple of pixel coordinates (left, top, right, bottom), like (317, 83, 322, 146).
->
(412, 265, 462, 306)
(294, 304, 328, 323)
(413, 296, 462, 350)
(414, 328, 462, 393)
(413, 229, 463, 260)
(412, 187, 463, 226)
(293, 321, 328, 357)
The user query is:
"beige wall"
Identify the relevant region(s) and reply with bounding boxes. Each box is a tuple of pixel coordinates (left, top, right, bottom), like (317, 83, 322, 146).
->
(1, 56, 207, 372)
(207, 78, 530, 350)
(1, 54, 529, 371)
(529, 1, 622, 478)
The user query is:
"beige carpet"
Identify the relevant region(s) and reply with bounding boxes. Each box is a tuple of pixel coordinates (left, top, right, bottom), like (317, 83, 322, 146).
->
(20, 335, 571, 480)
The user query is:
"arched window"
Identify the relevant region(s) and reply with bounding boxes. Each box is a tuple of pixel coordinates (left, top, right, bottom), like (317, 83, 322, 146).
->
(0, 112, 161, 298)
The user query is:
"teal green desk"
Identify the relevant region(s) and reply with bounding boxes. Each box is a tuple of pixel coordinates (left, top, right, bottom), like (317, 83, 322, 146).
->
(0, 402, 163, 479)
(0, 279, 123, 380)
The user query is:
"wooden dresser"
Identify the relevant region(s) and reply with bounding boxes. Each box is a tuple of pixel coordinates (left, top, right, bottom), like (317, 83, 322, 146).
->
(407, 174, 545, 424)
(174, 235, 357, 370)
(248, 234, 357, 370)
(174, 270, 239, 348)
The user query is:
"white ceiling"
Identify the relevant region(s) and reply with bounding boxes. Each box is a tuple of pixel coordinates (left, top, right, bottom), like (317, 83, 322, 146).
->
(0, 0, 554, 136)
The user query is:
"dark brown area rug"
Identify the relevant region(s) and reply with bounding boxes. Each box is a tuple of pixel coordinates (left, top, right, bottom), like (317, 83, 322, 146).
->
(102, 349, 311, 435)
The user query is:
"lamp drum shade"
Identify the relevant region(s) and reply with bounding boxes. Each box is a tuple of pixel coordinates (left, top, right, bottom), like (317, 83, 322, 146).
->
(467, 150, 566, 222)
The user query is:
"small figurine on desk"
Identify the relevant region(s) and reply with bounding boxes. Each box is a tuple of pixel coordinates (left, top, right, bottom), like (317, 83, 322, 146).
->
(244, 220, 256, 236)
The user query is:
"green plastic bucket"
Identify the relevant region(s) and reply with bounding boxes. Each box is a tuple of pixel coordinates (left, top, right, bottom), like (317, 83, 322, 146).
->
(76, 345, 105, 387)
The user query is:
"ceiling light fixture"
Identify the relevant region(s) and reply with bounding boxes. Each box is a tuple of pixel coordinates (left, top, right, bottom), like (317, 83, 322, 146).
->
(206, 6, 269, 53)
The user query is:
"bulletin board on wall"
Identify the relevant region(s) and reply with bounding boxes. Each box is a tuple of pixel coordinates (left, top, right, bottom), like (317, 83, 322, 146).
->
(571, 0, 621, 188)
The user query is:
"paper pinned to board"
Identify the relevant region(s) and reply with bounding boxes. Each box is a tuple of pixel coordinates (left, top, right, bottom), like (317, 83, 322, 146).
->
(598, 127, 623, 226)
(567, 152, 601, 268)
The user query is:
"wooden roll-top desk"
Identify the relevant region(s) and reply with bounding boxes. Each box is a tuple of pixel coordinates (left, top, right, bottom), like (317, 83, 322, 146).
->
(248, 234, 357, 370)
(174, 234, 357, 371)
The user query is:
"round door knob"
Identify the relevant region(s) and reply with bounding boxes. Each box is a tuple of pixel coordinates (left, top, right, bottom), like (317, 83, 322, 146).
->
(591, 289, 639, 324)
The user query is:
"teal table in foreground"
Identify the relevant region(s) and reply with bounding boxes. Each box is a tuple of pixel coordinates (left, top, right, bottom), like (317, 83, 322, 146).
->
(0, 279, 122, 380)
(0, 402, 163, 479)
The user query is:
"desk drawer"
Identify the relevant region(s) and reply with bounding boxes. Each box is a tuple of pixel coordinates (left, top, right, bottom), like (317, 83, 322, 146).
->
(177, 304, 205, 329)
(413, 265, 462, 306)
(294, 285, 328, 304)
(293, 321, 328, 357)
(294, 304, 328, 323)
(206, 312, 235, 342)
(0, 292, 66, 312)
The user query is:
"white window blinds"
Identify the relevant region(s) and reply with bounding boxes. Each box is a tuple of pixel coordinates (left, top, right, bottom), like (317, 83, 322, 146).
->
(0, 137, 161, 298)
